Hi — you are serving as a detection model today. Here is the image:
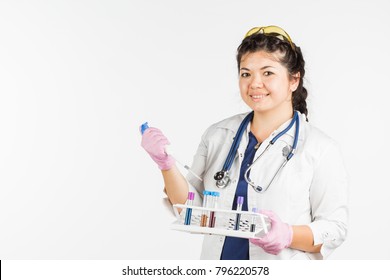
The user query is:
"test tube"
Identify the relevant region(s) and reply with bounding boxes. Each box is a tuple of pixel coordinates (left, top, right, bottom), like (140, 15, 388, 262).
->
(184, 192, 195, 225)
(208, 191, 220, 228)
(250, 207, 257, 232)
(208, 192, 215, 228)
(234, 196, 244, 230)
(200, 190, 210, 227)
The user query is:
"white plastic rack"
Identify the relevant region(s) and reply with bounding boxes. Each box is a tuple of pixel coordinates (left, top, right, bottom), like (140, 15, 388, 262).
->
(171, 204, 270, 239)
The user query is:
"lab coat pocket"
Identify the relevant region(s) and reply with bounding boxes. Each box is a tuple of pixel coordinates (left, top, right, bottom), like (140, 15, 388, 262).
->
(285, 168, 312, 220)
(285, 167, 309, 195)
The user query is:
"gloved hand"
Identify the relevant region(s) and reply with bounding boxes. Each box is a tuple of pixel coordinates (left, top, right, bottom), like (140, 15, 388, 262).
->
(250, 210, 293, 255)
(141, 127, 175, 170)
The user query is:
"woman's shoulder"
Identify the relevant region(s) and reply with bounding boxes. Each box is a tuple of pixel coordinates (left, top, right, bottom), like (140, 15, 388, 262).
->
(213, 112, 249, 128)
(305, 121, 335, 143)
(203, 112, 250, 136)
(301, 117, 340, 156)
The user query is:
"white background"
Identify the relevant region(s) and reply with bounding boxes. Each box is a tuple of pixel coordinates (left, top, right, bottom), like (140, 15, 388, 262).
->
(0, 0, 389, 259)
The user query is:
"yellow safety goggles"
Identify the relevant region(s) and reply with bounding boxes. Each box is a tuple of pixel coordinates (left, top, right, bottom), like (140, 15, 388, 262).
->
(244, 25, 295, 50)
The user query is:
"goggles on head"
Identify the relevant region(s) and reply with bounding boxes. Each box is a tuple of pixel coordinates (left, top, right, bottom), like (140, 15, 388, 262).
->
(244, 25, 295, 51)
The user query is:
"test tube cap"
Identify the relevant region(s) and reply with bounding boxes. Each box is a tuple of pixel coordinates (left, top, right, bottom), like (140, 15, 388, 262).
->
(212, 191, 220, 197)
(140, 122, 149, 135)
(188, 192, 195, 200)
(203, 190, 210, 195)
(237, 196, 244, 205)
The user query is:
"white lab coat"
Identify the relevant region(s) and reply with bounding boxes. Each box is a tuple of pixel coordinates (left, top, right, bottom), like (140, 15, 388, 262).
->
(186, 111, 349, 260)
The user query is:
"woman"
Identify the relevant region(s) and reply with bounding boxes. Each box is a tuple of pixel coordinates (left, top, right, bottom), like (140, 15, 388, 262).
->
(141, 25, 348, 260)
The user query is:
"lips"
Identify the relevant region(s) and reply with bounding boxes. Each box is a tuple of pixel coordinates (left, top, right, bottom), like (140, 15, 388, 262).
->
(249, 93, 270, 101)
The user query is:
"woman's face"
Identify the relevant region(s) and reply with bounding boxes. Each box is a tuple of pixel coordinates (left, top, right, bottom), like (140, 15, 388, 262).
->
(239, 50, 299, 115)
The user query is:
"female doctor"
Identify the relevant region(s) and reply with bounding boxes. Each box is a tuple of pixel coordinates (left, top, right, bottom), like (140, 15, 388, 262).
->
(141, 25, 348, 260)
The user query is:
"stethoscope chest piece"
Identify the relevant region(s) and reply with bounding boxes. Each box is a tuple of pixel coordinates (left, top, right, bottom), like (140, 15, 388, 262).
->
(214, 171, 231, 188)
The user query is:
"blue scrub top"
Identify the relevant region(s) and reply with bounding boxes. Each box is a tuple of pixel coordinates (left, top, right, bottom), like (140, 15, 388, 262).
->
(220, 131, 259, 260)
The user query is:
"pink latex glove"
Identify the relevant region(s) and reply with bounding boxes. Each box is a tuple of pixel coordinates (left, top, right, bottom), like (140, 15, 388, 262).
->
(141, 127, 175, 170)
(250, 210, 293, 255)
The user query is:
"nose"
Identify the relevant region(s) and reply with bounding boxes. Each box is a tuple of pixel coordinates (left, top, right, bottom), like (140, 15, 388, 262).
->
(249, 74, 264, 89)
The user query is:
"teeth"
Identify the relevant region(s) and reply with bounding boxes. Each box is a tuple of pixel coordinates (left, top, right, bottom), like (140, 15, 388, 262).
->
(252, 94, 267, 98)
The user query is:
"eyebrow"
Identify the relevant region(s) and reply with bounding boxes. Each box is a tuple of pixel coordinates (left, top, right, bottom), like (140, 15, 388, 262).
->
(240, 66, 275, 71)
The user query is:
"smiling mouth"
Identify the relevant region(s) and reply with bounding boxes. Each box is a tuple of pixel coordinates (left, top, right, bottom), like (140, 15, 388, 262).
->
(250, 93, 269, 99)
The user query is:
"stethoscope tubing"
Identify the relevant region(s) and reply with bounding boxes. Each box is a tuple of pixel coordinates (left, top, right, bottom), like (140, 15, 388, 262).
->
(215, 111, 300, 191)
(222, 111, 254, 172)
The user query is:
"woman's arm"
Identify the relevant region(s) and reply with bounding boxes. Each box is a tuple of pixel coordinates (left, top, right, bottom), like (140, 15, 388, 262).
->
(141, 127, 191, 208)
(290, 225, 322, 253)
(162, 165, 189, 206)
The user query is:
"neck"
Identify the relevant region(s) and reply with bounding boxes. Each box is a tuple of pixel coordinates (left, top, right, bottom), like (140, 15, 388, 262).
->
(251, 108, 294, 142)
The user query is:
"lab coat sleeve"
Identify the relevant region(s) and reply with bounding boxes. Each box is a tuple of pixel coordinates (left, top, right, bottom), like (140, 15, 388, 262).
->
(308, 140, 349, 259)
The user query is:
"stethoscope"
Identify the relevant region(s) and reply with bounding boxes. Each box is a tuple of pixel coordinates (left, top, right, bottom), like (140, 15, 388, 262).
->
(214, 111, 300, 193)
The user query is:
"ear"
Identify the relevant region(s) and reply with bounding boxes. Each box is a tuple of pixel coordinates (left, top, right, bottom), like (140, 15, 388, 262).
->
(290, 72, 300, 92)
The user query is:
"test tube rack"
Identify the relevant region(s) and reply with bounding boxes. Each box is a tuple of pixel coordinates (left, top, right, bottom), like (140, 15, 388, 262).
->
(171, 204, 270, 239)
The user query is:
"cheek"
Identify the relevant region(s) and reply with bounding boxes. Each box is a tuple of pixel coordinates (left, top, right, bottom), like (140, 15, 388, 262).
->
(269, 80, 288, 93)
(239, 80, 248, 93)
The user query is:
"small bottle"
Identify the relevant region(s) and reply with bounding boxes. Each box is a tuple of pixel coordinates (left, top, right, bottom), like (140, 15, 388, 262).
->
(184, 192, 195, 225)
(200, 190, 210, 227)
(250, 207, 257, 232)
(234, 196, 244, 231)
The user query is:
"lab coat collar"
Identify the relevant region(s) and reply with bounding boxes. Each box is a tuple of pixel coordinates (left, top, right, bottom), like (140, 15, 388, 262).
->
(221, 111, 306, 167)
(239, 111, 307, 141)
(215, 112, 248, 133)
(267, 111, 307, 141)
(214, 111, 307, 158)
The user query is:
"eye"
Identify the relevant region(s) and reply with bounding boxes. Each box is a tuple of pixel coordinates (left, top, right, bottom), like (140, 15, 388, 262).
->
(240, 72, 250, 78)
(264, 71, 273, 76)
